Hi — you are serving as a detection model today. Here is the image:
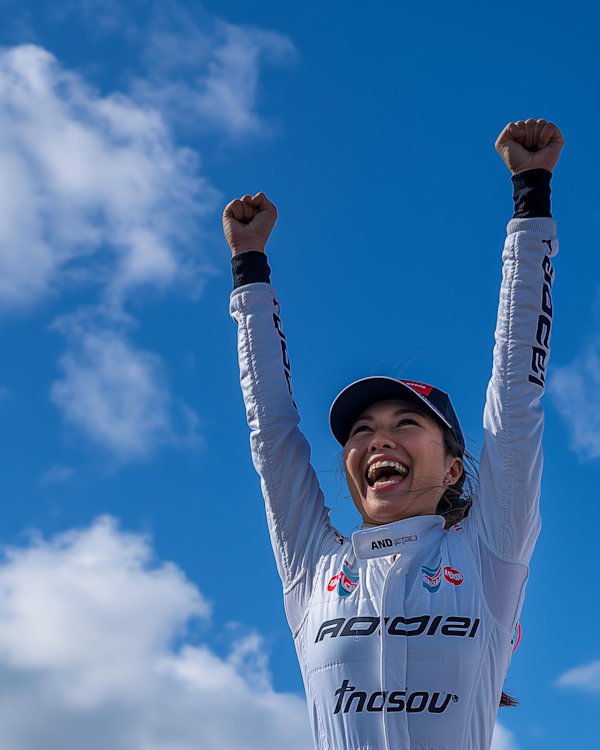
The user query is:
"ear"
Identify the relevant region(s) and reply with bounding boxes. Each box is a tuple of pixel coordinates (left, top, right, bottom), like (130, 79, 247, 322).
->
(445, 457, 463, 485)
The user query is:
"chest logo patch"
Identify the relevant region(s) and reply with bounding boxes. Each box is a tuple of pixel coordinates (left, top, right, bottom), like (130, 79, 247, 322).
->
(443, 566, 464, 585)
(422, 563, 442, 592)
(328, 561, 359, 597)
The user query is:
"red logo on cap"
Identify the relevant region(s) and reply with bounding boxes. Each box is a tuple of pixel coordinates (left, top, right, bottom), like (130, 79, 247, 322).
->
(401, 380, 434, 396)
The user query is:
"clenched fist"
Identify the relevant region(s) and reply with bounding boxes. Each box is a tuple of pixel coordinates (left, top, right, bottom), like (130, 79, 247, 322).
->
(223, 192, 277, 256)
(496, 119, 564, 175)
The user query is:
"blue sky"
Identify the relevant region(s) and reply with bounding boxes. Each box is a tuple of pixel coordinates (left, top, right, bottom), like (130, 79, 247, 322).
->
(0, 1, 598, 748)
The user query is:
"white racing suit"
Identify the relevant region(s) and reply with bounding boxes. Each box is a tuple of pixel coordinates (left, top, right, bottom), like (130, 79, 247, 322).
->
(230, 217, 558, 750)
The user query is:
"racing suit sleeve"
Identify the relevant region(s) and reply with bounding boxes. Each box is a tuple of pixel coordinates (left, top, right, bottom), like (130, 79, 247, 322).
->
(464, 171, 558, 632)
(230, 274, 337, 634)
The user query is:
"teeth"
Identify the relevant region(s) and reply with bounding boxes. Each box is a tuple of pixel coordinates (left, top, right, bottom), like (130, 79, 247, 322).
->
(367, 460, 408, 483)
(373, 478, 402, 488)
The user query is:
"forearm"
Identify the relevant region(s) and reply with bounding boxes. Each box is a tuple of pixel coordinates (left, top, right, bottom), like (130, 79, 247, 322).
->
(470, 177, 558, 563)
(230, 281, 334, 591)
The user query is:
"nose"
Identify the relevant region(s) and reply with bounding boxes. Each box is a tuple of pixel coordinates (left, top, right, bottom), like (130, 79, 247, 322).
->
(369, 430, 397, 452)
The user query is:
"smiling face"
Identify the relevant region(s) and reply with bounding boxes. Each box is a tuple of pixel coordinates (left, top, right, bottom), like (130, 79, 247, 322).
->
(343, 399, 463, 526)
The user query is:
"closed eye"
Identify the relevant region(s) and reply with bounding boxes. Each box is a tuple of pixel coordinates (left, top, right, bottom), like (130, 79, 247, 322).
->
(396, 419, 418, 427)
(350, 424, 372, 436)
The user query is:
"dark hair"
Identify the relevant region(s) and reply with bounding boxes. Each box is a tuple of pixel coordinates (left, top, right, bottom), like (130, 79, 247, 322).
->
(437, 424, 518, 709)
(436, 424, 476, 529)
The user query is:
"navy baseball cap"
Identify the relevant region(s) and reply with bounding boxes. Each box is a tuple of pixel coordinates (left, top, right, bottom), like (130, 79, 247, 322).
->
(329, 377, 464, 451)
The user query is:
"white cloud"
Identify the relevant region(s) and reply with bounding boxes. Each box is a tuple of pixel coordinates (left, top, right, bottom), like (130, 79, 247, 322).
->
(556, 660, 600, 692)
(549, 342, 600, 459)
(133, 5, 297, 136)
(0, 517, 314, 750)
(0, 43, 218, 459)
(56, 1, 297, 137)
(491, 722, 520, 750)
(50, 311, 198, 461)
(0, 9, 293, 460)
(0, 43, 217, 310)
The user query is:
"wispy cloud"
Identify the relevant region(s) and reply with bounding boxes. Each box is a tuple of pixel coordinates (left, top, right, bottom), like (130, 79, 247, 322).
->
(0, 43, 214, 459)
(59, 0, 297, 137)
(134, 10, 297, 137)
(491, 722, 520, 750)
(556, 659, 600, 692)
(50, 309, 198, 461)
(51, 0, 136, 36)
(549, 341, 600, 459)
(0, 517, 314, 749)
(0, 3, 294, 462)
(40, 464, 75, 486)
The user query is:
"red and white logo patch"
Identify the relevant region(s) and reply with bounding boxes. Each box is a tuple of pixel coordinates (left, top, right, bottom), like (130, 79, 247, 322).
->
(443, 566, 464, 585)
(401, 379, 433, 396)
(327, 562, 359, 597)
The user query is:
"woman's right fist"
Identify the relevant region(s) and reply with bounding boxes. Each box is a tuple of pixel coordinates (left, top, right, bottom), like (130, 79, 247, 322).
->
(223, 192, 277, 256)
(495, 119, 564, 175)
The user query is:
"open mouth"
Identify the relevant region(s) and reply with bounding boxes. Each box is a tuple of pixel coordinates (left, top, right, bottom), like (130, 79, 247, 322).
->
(366, 460, 409, 489)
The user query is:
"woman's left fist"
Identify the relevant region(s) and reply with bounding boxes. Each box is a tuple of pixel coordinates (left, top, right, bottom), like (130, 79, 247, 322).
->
(495, 119, 564, 175)
(222, 192, 277, 256)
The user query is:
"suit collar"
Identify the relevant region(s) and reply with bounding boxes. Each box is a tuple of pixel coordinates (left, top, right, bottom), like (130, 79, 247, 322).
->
(352, 515, 446, 560)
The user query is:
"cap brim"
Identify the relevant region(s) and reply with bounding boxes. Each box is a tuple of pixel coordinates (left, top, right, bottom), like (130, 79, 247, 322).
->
(329, 376, 452, 446)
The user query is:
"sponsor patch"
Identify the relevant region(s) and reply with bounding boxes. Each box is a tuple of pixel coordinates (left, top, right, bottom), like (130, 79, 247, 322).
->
(371, 534, 418, 551)
(422, 563, 442, 592)
(443, 566, 464, 585)
(400, 379, 433, 396)
(394, 534, 418, 546)
(328, 561, 359, 597)
(449, 523, 463, 532)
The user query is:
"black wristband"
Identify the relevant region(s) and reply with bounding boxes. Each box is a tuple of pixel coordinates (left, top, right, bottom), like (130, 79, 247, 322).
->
(512, 169, 552, 219)
(231, 251, 271, 289)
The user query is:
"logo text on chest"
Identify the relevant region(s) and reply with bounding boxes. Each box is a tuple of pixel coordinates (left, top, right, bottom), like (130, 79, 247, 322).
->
(333, 679, 458, 715)
(315, 615, 480, 643)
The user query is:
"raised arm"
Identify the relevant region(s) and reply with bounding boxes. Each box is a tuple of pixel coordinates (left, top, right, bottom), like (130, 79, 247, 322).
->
(467, 120, 564, 567)
(225, 194, 337, 631)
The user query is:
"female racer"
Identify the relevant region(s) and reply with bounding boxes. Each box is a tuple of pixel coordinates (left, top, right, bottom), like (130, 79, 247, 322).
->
(224, 119, 564, 750)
